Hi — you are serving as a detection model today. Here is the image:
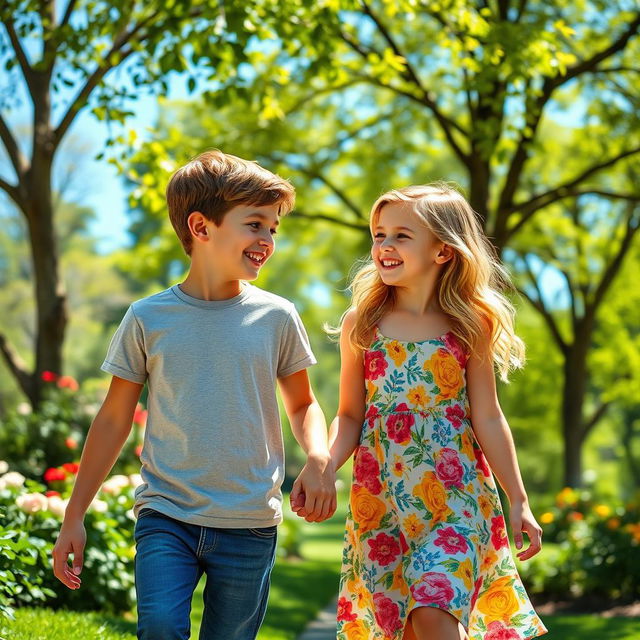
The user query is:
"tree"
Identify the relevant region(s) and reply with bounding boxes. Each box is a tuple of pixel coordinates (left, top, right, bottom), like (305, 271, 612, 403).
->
(0, 0, 274, 406)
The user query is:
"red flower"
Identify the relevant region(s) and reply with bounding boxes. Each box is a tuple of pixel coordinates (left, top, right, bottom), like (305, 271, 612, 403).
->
(491, 515, 509, 549)
(365, 404, 380, 429)
(57, 375, 79, 391)
(41, 370, 58, 382)
(470, 576, 484, 609)
(133, 406, 148, 426)
(45, 490, 61, 497)
(65, 437, 78, 450)
(44, 467, 66, 483)
(364, 350, 388, 381)
(411, 573, 454, 608)
(367, 532, 401, 567)
(62, 462, 80, 475)
(442, 333, 468, 368)
(435, 448, 464, 489)
(353, 447, 382, 495)
(434, 526, 469, 555)
(336, 596, 357, 622)
(135, 444, 143, 457)
(372, 593, 402, 636)
(386, 404, 414, 444)
(445, 404, 465, 429)
(474, 445, 491, 477)
(485, 620, 520, 640)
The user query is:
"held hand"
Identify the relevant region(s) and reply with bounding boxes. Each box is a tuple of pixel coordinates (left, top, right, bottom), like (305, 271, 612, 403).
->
(509, 501, 543, 561)
(290, 452, 336, 523)
(52, 517, 86, 590)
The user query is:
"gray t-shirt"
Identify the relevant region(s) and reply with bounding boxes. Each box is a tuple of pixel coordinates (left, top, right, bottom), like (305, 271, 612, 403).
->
(101, 283, 316, 528)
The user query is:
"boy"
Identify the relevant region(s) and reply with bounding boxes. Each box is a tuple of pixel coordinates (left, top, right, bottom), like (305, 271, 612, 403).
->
(52, 150, 336, 640)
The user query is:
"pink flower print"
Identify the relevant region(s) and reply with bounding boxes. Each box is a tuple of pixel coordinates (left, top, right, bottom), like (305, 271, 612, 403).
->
(491, 515, 509, 550)
(443, 332, 468, 368)
(411, 573, 454, 608)
(365, 350, 388, 381)
(367, 532, 401, 567)
(474, 444, 491, 477)
(434, 526, 469, 555)
(353, 447, 383, 495)
(445, 404, 465, 429)
(337, 596, 358, 622)
(386, 403, 414, 444)
(373, 593, 403, 636)
(435, 448, 464, 489)
(485, 621, 520, 640)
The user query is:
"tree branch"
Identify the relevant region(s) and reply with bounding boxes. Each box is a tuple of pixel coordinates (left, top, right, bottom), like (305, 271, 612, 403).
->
(291, 209, 369, 232)
(0, 332, 33, 399)
(0, 175, 21, 206)
(582, 401, 611, 439)
(60, 0, 79, 28)
(507, 146, 640, 237)
(0, 111, 27, 178)
(2, 18, 33, 91)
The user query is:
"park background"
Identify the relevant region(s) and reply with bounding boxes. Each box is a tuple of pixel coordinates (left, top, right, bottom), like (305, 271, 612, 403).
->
(0, 0, 639, 638)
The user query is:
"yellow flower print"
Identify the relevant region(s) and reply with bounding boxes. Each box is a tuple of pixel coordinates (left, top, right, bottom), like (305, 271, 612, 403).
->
(403, 513, 426, 539)
(387, 340, 407, 367)
(425, 348, 463, 401)
(342, 619, 369, 640)
(391, 562, 410, 596)
(350, 486, 386, 533)
(392, 454, 405, 477)
(480, 549, 498, 573)
(478, 494, 493, 519)
(453, 558, 474, 590)
(476, 576, 521, 623)
(407, 384, 429, 407)
(460, 430, 476, 462)
(413, 471, 453, 524)
(366, 380, 377, 402)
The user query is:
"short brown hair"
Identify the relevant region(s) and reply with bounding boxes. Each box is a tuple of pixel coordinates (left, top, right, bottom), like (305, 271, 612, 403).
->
(166, 149, 296, 254)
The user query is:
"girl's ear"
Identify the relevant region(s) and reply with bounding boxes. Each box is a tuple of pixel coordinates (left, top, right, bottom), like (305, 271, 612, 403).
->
(187, 211, 209, 242)
(435, 244, 454, 264)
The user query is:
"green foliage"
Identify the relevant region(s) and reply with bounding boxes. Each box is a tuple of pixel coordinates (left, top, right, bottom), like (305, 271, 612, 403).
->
(0, 462, 139, 618)
(520, 487, 640, 600)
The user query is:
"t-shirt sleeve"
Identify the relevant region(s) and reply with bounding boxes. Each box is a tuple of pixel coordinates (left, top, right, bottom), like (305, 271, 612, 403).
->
(100, 305, 147, 384)
(277, 305, 317, 378)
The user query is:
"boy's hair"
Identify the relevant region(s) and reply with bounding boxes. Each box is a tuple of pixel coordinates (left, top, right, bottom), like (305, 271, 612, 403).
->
(166, 150, 296, 255)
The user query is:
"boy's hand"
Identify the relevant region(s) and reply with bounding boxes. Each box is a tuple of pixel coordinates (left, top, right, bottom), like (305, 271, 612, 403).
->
(52, 517, 86, 589)
(510, 501, 543, 561)
(290, 452, 336, 522)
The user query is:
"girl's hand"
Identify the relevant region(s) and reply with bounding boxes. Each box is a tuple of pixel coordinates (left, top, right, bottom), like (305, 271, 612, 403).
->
(509, 501, 543, 561)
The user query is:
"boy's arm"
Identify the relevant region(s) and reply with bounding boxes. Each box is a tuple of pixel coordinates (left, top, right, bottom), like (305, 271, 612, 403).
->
(466, 340, 542, 561)
(328, 309, 366, 470)
(278, 369, 336, 523)
(52, 376, 143, 589)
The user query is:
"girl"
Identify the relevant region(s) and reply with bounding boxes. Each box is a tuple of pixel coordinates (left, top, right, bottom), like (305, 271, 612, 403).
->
(329, 185, 547, 640)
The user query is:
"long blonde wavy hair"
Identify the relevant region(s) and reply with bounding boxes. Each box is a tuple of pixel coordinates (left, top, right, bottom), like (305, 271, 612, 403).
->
(341, 183, 525, 382)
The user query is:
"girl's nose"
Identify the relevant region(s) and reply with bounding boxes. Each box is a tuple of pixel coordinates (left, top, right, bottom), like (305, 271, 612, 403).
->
(258, 232, 274, 248)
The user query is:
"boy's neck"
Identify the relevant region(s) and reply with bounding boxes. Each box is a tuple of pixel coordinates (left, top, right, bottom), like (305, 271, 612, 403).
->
(179, 262, 244, 301)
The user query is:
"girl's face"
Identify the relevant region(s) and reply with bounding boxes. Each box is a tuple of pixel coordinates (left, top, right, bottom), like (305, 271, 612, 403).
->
(371, 201, 447, 287)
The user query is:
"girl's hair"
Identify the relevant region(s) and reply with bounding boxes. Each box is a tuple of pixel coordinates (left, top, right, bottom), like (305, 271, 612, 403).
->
(341, 183, 525, 381)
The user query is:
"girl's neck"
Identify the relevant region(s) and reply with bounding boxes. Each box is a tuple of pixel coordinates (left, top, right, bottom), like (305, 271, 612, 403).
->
(393, 283, 440, 316)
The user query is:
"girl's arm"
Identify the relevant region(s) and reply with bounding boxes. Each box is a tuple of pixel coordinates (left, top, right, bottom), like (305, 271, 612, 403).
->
(279, 369, 336, 523)
(52, 376, 143, 589)
(466, 340, 543, 561)
(328, 309, 366, 470)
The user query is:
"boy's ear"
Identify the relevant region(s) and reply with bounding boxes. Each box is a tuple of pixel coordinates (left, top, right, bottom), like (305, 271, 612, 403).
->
(187, 211, 209, 241)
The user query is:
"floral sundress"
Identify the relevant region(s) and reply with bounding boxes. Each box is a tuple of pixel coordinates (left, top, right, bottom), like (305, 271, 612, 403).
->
(337, 329, 547, 640)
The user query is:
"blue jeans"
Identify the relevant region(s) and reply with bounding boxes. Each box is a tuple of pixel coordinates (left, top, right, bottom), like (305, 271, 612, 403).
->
(134, 508, 277, 640)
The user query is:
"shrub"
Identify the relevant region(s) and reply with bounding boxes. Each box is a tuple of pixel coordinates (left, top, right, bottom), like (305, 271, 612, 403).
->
(521, 487, 640, 601)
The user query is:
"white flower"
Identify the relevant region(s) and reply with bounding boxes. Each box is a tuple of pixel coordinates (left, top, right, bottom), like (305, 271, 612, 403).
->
(89, 498, 108, 513)
(16, 402, 31, 415)
(0, 460, 8, 474)
(128, 474, 143, 488)
(16, 492, 48, 514)
(1, 471, 26, 488)
(101, 474, 130, 494)
(47, 495, 69, 518)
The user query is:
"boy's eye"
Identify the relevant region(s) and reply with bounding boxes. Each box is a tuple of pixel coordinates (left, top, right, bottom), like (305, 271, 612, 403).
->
(373, 233, 385, 239)
(248, 222, 260, 229)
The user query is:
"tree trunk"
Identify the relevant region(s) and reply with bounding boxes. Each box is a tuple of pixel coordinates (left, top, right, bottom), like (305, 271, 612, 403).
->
(561, 342, 589, 487)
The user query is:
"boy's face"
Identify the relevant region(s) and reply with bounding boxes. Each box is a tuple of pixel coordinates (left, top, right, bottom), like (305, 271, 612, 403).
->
(204, 203, 280, 281)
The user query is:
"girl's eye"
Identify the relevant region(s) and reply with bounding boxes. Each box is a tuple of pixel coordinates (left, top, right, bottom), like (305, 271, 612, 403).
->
(373, 233, 385, 239)
(397, 233, 409, 239)
(248, 222, 260, 230)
